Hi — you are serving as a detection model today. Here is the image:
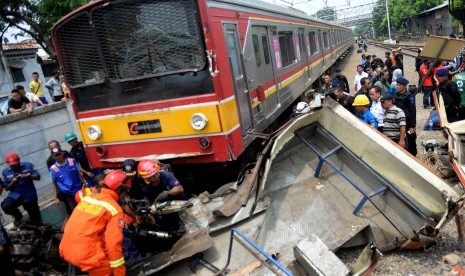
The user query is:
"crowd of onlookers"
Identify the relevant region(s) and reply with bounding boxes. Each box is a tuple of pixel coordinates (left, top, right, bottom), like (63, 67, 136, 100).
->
(295, 45, 465, 158)
(1, 70, 71, 116)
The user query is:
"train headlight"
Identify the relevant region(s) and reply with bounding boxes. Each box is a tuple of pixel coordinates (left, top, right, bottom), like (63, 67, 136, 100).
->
(87, 125, 102, 140)
(190, 113, 208, 130)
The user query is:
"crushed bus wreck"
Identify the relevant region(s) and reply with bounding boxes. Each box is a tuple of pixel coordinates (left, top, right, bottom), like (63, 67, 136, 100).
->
(132, 98, 462, 275)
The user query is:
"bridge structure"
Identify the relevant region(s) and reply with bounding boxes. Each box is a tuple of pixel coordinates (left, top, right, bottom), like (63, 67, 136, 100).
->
(268, 0, 376, 27)
(335, 12, 372, 27)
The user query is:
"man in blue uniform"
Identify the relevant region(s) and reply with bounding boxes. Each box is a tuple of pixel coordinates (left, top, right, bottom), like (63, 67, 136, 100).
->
(395, 77, 417, 156)
(0, 152, 42, 224)
(65, 132, 102, 186)
(50, 148, 85, 215)
(137, 160, 184, 204)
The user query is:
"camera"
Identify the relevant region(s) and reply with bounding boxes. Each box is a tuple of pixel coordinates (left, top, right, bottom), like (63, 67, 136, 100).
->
(408, 85, 417, 94)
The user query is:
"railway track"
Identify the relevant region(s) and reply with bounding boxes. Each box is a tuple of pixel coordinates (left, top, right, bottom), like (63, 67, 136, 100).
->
(369, 41, 423, 58)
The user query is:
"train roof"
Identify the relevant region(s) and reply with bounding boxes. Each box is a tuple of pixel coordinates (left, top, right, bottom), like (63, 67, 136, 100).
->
(209, 0, 349, 30)
(54, 0, 350, 31)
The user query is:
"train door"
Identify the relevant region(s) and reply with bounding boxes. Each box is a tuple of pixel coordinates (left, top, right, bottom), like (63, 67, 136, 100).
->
(318, 29, 325, 70)
(250, 26, 279, 117)
(224, 24, 253, 136)
(298, 28, 309, 83)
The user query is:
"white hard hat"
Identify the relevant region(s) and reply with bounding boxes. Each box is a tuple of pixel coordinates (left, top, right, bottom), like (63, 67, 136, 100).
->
(296, 102, 310, 114)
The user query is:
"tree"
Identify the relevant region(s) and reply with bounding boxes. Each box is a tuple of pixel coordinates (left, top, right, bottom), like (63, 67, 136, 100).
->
(369, 0, 443, 35)
(0, 0, 88, 57)
(354, 23, 372, 37)
(449, 0, 465, 35)
(312, 7, 337, 21)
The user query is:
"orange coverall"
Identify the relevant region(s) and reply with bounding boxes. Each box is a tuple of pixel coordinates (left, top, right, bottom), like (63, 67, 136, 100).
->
(59, 188, 126, 276)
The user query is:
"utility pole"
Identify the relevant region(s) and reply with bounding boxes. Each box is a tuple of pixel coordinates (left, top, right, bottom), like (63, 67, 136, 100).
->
(385, 0, 392, 42)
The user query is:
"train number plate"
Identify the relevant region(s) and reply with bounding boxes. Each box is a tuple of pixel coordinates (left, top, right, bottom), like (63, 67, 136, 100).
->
(128, 119, 162, 135)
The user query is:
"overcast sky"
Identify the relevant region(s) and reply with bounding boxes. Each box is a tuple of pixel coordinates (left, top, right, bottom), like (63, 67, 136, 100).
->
(260, 0, 377, 19)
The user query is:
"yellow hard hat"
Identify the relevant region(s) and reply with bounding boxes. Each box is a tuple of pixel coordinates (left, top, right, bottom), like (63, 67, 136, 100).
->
(352, 95, 370, 106)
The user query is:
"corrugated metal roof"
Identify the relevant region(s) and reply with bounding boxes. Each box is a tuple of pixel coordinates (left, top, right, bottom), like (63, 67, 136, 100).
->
(418, 1, 448, 15)
(2, 40, 39, 51)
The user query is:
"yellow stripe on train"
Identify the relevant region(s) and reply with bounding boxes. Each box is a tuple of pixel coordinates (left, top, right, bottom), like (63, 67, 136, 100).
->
(79, 100, 240, 145)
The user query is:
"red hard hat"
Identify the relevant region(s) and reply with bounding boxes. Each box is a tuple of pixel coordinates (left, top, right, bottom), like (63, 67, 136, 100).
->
(5, 152, 20, 166)
(103, 170, 131, 191)
(137, 160, 160, 179)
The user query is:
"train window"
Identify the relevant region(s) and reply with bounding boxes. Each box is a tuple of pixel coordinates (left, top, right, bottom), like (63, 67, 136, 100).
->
(227, 32, 242, 78)
(323, 32, 329, 49)
(261, 35, 270, 65)
(252, 34, 262, 67)
(278, 31, 295, 67)
(298, 32, 305, 58)
(309, 32, 318, 55)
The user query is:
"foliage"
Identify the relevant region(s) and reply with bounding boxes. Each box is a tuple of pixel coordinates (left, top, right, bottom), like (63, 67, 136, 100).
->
(0, 0, 88, 56)
(354, 23, 372, 37)
(312, 7, 337, 21)
(365, 0, 443, 37)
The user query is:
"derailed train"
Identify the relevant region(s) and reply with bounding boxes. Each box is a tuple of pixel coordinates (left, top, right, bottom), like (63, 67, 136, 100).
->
(52, 0, 353, 172)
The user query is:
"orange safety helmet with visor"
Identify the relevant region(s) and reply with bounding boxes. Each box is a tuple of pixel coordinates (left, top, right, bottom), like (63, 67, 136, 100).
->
(103, 170, 131, 192)
(137, 160, 161, 184)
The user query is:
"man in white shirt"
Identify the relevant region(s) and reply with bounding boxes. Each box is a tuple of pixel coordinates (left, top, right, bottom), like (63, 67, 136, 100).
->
(16, 85, 46, 107)
(45, 71, 64, 102)
(368, 87, 384, 132)
(354, 65, 368, 92)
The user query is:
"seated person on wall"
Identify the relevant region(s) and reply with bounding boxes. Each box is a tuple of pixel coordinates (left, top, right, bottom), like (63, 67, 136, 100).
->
(16, 85, 46, 107)
(7, 89, 33, 115)
(137, 160, 184, 204)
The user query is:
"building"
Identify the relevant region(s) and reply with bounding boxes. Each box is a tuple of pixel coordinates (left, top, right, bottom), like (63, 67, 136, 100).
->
(406, 1, 463, 38)
(0, 40, 57, 103)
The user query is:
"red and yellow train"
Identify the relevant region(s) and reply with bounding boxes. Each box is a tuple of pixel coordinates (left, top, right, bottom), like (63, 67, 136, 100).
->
(52, 0, 352, 169)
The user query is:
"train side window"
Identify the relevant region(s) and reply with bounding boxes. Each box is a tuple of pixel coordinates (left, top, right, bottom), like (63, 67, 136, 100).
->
(261, 35, 270, 65)
(252, 34, 262, 67)
(309, 32, 318, 55)
(278, 31, 295, 67)
(227, 32, 242, 78)
(323, 32, 329, 49)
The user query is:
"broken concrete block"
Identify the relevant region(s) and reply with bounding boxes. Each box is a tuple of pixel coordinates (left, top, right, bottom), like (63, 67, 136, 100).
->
(294, 235, 349, 276)
(443, 253, 461, 266)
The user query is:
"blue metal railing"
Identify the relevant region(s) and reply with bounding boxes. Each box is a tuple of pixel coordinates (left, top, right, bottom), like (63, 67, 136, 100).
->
(217, 228, 293, 275)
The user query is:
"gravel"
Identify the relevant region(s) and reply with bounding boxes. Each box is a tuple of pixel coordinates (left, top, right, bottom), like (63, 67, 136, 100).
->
(335, 43, 465, 275)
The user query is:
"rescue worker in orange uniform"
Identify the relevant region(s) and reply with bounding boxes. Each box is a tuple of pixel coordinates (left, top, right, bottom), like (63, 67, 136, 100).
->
(59, 170, 130, 276)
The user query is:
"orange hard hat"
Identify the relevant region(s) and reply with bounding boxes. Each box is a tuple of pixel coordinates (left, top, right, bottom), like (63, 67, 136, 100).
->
(103, 170, 131, 191)
(5, 152, 20, 166)
(137, 160, 160, 179)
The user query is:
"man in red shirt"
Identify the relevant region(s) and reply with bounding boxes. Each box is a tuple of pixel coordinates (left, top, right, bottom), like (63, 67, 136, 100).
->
(419, 59, 434, 108)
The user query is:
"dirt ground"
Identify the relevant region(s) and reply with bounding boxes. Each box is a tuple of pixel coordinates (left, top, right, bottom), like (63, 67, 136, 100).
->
(335, 43, 464, 275)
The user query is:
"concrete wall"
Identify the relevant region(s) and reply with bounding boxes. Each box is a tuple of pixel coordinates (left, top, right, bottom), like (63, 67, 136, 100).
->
(0, 102, 76, 225)
(406, 7, 463, 38)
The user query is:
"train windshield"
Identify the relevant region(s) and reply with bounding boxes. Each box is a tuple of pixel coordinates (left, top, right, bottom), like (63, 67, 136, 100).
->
(54, 0, 213, 112)
(55, 0, 205, 87)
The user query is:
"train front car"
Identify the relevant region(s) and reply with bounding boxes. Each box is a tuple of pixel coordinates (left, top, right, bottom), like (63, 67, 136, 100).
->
(52, 0, 352, 172)
(52, 0, 244, 169)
